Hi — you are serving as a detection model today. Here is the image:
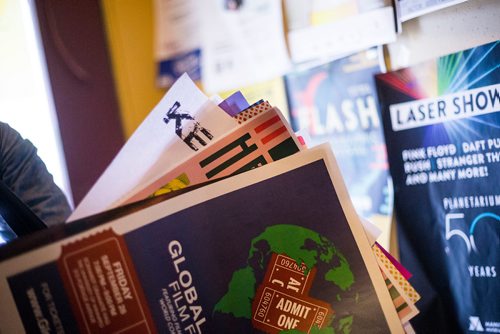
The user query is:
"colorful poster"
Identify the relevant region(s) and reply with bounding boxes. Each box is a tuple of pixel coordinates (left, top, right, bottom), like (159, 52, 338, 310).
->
(285, 48, 393, 248)
(0, 145, 403, 333)
(219, 77, 291, 123)
(218, 91, 250, 116)
(375, 41, 499, 333)
(121, 106, 301, 204)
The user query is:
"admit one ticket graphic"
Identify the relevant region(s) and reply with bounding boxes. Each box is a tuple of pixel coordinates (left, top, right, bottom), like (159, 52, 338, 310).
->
(252, 253, 334, 333)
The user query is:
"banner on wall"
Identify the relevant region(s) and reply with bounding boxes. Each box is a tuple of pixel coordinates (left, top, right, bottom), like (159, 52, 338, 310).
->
(285, 47, 393, 249)
(375, 40, 499, 333)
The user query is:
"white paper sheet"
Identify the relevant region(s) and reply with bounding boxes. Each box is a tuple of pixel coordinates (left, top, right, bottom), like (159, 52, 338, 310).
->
(200, 0, 291, 93)
(69, 74, 237, 221)
(360, 217, 383, 246)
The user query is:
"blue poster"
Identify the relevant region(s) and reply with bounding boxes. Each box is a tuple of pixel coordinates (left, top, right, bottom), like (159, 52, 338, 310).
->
(375, 41, 500, 333)
(285, 48, 393, 246)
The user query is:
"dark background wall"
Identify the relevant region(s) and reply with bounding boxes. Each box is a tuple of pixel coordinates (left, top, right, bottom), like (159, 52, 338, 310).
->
(34, 0, 124, 205)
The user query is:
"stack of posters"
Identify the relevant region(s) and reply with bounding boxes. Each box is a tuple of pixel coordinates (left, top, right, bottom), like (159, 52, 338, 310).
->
(0, 74, 419, 333)
(375, 40, 499, 333)
(68, 73, 299, 221)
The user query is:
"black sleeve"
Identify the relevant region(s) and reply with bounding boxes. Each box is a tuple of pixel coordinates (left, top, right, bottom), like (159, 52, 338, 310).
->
(0, 122, 72, 227)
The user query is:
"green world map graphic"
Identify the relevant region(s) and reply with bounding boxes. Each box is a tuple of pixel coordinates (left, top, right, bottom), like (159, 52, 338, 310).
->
(214, 224, 356, 334)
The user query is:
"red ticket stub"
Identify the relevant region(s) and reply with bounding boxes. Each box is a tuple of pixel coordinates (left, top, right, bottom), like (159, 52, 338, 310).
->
(252, 286, 332, 333)
(57, 229, 156, 333)
(252, 253, 334, 333)
(265, 254, 316, 296)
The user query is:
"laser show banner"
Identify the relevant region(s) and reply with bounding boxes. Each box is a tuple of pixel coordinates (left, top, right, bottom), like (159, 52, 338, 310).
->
(0, 145, 403, 333)
(375, 40, 499, 333)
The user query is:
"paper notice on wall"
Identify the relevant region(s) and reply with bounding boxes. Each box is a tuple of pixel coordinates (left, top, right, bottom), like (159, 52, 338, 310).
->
(199, 0, 291, 93)
(287, 6, 396, 64)
(154, 0, 202, 87)
(397, 0, 467, 22)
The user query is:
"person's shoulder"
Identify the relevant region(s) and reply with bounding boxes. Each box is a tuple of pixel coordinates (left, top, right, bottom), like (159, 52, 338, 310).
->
(0, 121, 13, 132)
(0, 121, 9, 136)
(0, 121, 23, 142)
